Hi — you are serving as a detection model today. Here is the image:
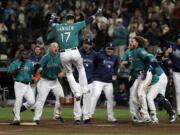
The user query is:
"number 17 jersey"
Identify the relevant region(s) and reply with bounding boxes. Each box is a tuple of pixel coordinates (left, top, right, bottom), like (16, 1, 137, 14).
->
(50, 21, 86, 50)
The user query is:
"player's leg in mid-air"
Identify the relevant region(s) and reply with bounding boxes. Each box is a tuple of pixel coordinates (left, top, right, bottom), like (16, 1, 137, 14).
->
(60, 50, 88, 99)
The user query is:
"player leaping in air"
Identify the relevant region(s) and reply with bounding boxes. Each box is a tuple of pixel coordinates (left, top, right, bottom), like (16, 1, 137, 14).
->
(47, 8, 102, 101)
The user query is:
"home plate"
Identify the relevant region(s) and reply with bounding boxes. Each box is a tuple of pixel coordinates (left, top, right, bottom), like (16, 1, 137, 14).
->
(0, 122, 37, 126)
(20, 122, 37, 126)
(96, 124, 116, 127)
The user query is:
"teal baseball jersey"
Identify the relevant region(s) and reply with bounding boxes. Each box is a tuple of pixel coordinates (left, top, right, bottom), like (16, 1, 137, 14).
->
(8, 59, 34, 82)
(122, 49, 133, 71)
(131, 48, 159, 85)
(131, 47, 149, 75)
(48, 21, 86, 49)
(146, 53, 164, 76)
(39, 52, 62, 80)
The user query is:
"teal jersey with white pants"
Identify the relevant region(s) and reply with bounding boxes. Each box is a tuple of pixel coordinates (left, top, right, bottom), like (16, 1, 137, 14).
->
(39, 52, 62, 80)
(48, 21, 86, 49)
(131, 48, 159, 85)
(8, 59, 34, 82)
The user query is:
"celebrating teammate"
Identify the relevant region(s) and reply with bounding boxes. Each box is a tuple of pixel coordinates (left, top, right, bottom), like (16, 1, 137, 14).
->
(47, 8, 102, 101)
(8, 50, 35, 125)
(73, 38, 97, 125)
(161, 26, 180, 119)
(33, 42, 64, 124)
(90, 42, 119, 123)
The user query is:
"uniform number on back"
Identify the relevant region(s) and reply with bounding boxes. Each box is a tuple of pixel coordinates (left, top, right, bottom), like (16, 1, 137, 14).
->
(61, 32, 70, 42)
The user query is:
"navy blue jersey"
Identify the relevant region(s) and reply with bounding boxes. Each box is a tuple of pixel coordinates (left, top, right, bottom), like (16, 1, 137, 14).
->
(93, 50, 119, 83)
(29, 54, 42, 65)
(165, 41, 180, 72)
(73, 48, 97, 84)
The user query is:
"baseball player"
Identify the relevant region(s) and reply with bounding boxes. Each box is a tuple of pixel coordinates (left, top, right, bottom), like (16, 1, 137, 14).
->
(130, 36, 175, 123)
(47, 8, 102, 100)
(145, 53, 176, 123)
(8, 49, 35, 125)
(33, 42, 64, 124)
(29, 45, 42, 111)
(129, 36, 153, 122)
(164, 37, 180, 119)
(121, 42, 140, 122)
(73, 38, 97, 124)
(90, 42, 119, 122)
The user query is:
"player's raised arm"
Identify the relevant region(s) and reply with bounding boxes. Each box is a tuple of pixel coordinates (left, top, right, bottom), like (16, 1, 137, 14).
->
(85, 8, 102, 25)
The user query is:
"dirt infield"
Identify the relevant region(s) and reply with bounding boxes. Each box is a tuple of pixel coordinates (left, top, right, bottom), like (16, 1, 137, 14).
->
(0, 119, 180, 135)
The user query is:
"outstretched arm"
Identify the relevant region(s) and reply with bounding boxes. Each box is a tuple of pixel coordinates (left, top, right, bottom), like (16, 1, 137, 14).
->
(85, 8, 102, 25)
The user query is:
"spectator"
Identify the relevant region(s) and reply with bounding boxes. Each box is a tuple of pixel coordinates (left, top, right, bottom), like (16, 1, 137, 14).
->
(0, 21, 8, 43)
(112, 18, 128, 59)
(145, 20, 161, 54)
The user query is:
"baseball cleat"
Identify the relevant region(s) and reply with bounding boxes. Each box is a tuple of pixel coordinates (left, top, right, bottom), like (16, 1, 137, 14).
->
(84, 118, 91, 124)
(10, 120, 20, 126)
(151, 119, 159, 125)
(75, 97, 80, 101)
(74, 93, 81, 101)
(53, 116, 64, 123)
(108, 117, 118, 123)
(34, 120, 40, 125)
(74, 120, 81, 125)
(30, 108, 35, 112)
(20, 105, 27, 112)
(169, 111, 176, 123)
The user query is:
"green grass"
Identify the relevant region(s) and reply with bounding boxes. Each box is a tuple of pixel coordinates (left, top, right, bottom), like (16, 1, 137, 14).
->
(0, 106, 168, 121)
(0, 106, 178, 135)
(16, 133, 180, 135)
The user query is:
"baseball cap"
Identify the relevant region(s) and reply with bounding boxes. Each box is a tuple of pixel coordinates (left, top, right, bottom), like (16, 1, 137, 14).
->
(106, 42, 114, 49)
(83, 38, 93, 46)
(66, 14, 75, 20)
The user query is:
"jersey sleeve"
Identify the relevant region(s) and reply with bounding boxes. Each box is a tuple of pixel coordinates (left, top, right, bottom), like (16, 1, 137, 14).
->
(138, 49, 149, 60)
(50, 23, 58, 31)
(47, 31, 56, 41)
(75, 21, 86, 31)
(38, 54, 48, 68)
(30, 62, 35, 74)
(7, 61, 17, 73)
(122, 50, 129, 61)
(113, 57, 119, 75)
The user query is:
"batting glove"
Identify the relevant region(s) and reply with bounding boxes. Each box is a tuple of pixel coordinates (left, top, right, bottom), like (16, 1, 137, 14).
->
(49, 13, 57, 24)
(95, 8, 102, 17)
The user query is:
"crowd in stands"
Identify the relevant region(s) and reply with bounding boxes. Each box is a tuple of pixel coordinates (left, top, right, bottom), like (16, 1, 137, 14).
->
(0, 0, 179, 58)
(0, 0, 180, 105)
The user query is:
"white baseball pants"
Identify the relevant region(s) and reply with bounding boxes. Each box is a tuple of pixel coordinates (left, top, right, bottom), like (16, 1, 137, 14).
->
(33, 78, 64, 121)
(158, 73, 168, 96)
(146, 81, 160, 118)
(13, 82, 35, 121)
(73, 83, 93, 120)
(129, 79, 140, 120)
(137, 71, 152, 121)
(90, 81, 115, 120)
(60, 49, 88, 97)
(173, 71, 180, 115)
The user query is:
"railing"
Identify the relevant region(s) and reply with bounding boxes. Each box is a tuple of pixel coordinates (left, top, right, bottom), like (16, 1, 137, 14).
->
(0, 85, 9, 107)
